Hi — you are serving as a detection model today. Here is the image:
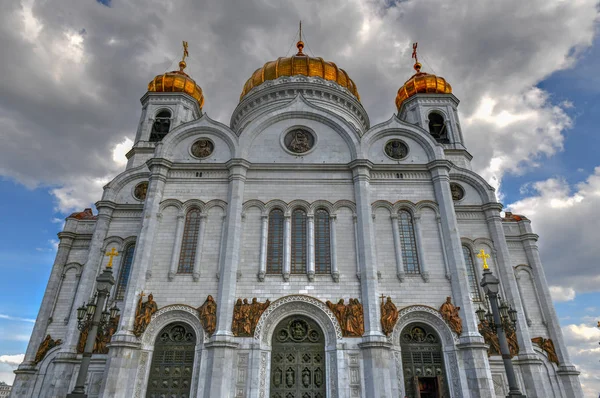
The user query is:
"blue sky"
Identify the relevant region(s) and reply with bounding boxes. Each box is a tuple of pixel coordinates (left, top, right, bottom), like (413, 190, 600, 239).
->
(0, 0, 599, 394)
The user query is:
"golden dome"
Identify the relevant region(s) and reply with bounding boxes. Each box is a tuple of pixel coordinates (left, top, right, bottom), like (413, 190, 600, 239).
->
(240, 42, 360, 102)
(148, 61, 205, 108)
(395, 62, 452, 110)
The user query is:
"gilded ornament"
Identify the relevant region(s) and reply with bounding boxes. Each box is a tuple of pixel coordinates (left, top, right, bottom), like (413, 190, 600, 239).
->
(190, 139, 214, 159)
(232, 297, 270, 337)
(477, 249, 491, 270)
(478, 320, 500, 357)
(439, 297, 462, 335)
(34, 334, 62, 364)
(198, 295, 217, 336)
(134, 182, 148, 201)
(380, 296, 398, 336)
(77, 315, 120, 354)
(531, 337, 559, 365)
(326, 298, 364, 337)
(133, 292, 158, 337)
(105, 247, 119, 268)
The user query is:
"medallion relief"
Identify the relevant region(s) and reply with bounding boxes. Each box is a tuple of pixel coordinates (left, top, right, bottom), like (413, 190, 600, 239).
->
(284, 128, 315, 154)
(450, 183, 464, 201)
(133, 181, 148, 201)
(190, 138, 214, 158)
(384, 139, 409, 160)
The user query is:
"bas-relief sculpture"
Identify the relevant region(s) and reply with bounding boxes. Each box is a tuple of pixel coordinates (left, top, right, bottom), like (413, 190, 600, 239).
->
(198, 295, 217, 336)
(133, 292, 158, 337)
(380, 296, 398, 336)
(478, 319, 519, 358)
(531, 337, 559, 365)
(439, 296, 462, 335)
(191, 139, 214, 158)
(232, 297, 270, 337)
(284, 129, 314, 154)
(326, 298, 364, 337)
(34, 334, 62, 364)
(77, 315, 120, 354)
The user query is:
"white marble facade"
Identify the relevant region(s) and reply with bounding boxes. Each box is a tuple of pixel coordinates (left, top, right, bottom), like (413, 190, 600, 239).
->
(12, 68, 583, 398)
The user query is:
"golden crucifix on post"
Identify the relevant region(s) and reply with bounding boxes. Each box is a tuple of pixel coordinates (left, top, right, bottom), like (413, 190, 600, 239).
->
(477, 249, 490, 270)
(105, 248, 119, 269)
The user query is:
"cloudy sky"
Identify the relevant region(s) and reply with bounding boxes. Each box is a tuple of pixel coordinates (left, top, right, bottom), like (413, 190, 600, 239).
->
(0, 0, 599, 394)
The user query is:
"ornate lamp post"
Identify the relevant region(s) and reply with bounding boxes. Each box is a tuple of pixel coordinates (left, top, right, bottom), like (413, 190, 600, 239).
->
(476, 249, 526, 398)
(67, 249, 120, 398)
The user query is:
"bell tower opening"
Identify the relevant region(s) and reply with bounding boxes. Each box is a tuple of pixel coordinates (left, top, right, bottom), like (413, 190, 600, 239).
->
(150, 110, 172, 142)
(428, 112, 449, 143)
(270, 316, 326, 398)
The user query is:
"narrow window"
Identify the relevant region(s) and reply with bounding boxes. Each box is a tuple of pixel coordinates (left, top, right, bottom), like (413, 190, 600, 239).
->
(267, 209, 284, 274)
(150, 110, 171, 142)
(398, 210, 420, 273)
(462, 246, 482, 301)
(290, 209, 307, 274)
(428, 112, 448, 142)
(115, 244, 135, 300)
(177, 208, 201, 274)
(314, 209, 331, 274)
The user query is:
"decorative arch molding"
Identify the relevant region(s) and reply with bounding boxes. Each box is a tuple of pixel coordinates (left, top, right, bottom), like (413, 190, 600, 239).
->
(155, 114, 239, 159)
(181, 199, 206, 213)
(102, 236, 124, 251)
(248, 199, 357, 218)
(62, 262, 83, 275)
(242, 199, 266, 215)
(473, 238, 497, 258)
(309, 200, 335, 214)
(514, 264, 532, 275)
(152, 106, 174, 118)
(134, 304, 205, 398)
(390, 305, 459, 347)
(415, 200, 440, 216)
(426, 107, 450, 120)
(103, 164, 150, 202)
(331, 200, 356, 214)
(287, 199, 311, 214)
(371, 200, 394, 214)
(449, 166, 497, 204)
(238, 95, 361, 160)
(254, 295, 342, 347)
(141, 304, 205, 347)
(362, 115, 444, 161)
(204, 199, 227, 213)
(158, 199, 183, 214)
(263, 199, 288, 214)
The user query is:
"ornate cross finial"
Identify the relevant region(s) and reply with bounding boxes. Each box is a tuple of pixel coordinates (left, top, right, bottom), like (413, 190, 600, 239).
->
(105, 248, 119, 269)
(477, 249, 491, 270)
(380, 294, 386, 304)
(411, 42, 422, 72)
(299, 21, 302, 42)
(296, 21, 305, 55)
(179, 41, 189, 71)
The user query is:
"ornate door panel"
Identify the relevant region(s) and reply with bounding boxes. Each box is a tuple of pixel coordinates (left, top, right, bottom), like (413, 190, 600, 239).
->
(270, 316, 326, 398)
(146, 323, 196, 398)
(401, 323, 447, 398)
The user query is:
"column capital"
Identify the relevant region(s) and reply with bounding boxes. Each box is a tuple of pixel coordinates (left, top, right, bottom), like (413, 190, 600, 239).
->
(481, 202, 503, 212)
(95, 200, 117, 212)
(426, 159, 453, 172)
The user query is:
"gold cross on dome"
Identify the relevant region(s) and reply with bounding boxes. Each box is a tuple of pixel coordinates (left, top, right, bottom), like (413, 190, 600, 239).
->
(477, 249, 490, 270)
(105, 247, 119, 269)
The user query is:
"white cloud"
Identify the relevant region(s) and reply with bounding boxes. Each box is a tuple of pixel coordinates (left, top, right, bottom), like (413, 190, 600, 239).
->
(112, 137, 133, 167)
(0, 354, 24, 367)
(0, 314, 35, 323)
(562, 323, 600, 396)
(549, 286, 576, 302)
(508, 167, 600, 292)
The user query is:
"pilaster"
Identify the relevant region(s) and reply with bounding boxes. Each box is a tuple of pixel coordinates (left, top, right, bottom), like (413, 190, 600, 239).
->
(257, 215, 268, 281)
(428, 160, 494, 397)
(192, 214, 208, 281)
(168, 214, 185, 281)
(307, 214, 315, 281)
(329, 215, 339, 282)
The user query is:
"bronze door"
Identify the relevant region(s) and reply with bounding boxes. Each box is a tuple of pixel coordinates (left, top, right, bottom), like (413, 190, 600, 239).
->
(401, 323, 447, 398)
(270, 316, 326, 398)
(146, 323, 196, 398)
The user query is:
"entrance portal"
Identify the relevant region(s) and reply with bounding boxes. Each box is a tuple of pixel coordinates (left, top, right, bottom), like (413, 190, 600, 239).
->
(270, 316, 326, 398)
(400, 323, 448, 398)
(146, 322, 196, 398)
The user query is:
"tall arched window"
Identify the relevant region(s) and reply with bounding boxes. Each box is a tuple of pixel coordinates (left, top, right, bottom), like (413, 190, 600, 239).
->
(267, 209, 284, 274)
(398, 210, 420, 273)
(115, 244, 135, 300)
(150, 110, 171, 142)
(428, 112, 448, 142)
(314, 209, 331, 274)
(462, 246, 482, 301)
(291, 209, 307, 274)
(178, 208, 201, 274)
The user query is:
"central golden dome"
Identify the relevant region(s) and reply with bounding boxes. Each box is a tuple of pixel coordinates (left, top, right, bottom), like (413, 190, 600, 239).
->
(240, 42, 360, 101)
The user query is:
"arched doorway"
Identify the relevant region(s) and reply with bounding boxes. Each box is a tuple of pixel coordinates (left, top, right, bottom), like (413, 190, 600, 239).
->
(146, 322, 196, 398)
(400, 323, 448, 398)
(270, 315, 326, 398)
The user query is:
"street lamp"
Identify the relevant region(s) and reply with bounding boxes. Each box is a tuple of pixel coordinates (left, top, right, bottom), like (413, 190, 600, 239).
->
(67, 249, 120, 398)
(477, 249, 526, 398)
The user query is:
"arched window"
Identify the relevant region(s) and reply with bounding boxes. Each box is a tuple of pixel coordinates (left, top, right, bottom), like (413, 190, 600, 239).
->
(314, 209, 331, 274)
(398, 210, 420, 273)
(150, 110, 171, 142)
(267, 209, 284, 274)
(428, 112, 448, 142)
(115, 244, 135, 300)
(291, 209, 307, 274)
(178, 208, 201, 274)
(462, 246, 482, 301)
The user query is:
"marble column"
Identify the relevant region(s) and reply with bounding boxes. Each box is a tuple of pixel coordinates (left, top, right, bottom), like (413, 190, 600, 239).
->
(307, 214, 315, 281)
(428, 160, 494, 397)
(413, 214, 430, 282)
(100, 158, 171, 398)
(168, 214, 185, 281)
(257, 215, 268, 281)
(390, 214, 406, 281)
(192, 214, 207, 281)
(283, 214, 291, 281)
(518, 219, 584, 397)
(350, 160, 394, 398)
(330, 215, 339, 282)
(483, 203, 548, 397)
(202, 159, 249, 398)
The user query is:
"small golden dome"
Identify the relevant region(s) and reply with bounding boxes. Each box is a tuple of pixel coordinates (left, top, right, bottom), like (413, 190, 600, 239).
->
(395, 62, 452, 110)
(148, 61, 205, 108)
(240, 41, 360, 102)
